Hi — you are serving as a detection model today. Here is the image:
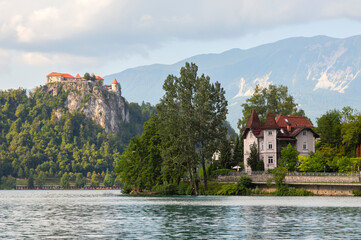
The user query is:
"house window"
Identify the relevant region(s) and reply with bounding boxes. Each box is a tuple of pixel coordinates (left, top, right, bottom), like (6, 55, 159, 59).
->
(261, 143, 264, 150)
(268, 156, 273, 164)
(303, 142, 307, 150)
(268, 142, 272, 149)
(303, 131, 307, 136)
(268, 131, 272, 136)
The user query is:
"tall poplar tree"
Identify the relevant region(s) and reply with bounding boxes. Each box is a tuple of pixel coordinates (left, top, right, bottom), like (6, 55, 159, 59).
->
(157, 62, 227, 194)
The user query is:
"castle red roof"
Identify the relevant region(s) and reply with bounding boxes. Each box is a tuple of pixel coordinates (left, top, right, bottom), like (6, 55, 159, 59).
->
(112, 78, 118, 84)
(46, 72, 75, 79)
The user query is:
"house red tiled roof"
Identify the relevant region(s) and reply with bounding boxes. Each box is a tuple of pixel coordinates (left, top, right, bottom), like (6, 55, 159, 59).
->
(245, 109, 261, 129)
(275, 115, 313, 128)
(263, 112, 278, 129)
(243, 110, 319, 139)
(96, 76, 104, 80)
(112, 78, 118, 84)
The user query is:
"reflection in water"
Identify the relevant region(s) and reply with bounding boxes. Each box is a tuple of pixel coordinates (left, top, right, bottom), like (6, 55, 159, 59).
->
(1, 190, 361, 239)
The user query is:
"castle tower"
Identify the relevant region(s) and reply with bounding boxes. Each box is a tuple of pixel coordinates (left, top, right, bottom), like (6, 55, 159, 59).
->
(112, 78, 121, 94)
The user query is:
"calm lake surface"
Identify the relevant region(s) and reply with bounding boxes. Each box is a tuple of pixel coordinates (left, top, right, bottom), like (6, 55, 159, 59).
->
(1, 190, 361, 239)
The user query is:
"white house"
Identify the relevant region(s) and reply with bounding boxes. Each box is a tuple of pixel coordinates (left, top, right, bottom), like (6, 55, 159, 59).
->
(242, 110, 319, 172)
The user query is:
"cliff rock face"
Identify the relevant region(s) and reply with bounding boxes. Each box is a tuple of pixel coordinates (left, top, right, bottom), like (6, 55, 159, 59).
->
(43, 81, 129, 134)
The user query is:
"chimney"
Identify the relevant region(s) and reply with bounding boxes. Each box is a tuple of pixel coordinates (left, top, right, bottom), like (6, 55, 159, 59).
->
(287, 122, 292, 132)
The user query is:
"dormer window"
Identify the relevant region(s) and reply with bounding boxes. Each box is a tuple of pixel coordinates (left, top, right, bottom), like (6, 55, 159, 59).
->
(303, 131, 307, 136)
(268, 131, 272, 136)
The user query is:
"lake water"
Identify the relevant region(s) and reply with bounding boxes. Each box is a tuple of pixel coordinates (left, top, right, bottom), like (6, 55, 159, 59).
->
(1, 190, 361, 239)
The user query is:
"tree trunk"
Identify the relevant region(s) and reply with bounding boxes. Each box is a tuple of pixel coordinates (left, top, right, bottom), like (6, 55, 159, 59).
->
(202, 161, 208, 191)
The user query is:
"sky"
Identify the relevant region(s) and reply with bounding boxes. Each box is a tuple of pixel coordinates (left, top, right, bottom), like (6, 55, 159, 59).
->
(1, 0, 361, 90)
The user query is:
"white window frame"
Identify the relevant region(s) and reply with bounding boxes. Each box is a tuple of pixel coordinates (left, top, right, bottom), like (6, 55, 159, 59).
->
(303, 131, 307, 136)
(268, 131, 272, 136)
(268, 142, 272, 150)
(268, 156, 274, 164)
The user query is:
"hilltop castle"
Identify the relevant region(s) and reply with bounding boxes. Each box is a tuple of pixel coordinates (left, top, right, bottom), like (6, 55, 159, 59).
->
(46, 72, 120, 93)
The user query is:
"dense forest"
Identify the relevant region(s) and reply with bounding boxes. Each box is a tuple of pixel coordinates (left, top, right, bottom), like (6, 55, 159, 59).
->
(0, 87, 155, 183)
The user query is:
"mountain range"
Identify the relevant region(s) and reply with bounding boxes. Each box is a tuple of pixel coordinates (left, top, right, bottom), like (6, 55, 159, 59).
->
(104, 35, 361, 130)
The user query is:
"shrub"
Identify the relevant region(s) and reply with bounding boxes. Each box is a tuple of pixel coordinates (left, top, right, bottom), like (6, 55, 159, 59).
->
(274, 185, 314, 196)
(352, 190, 361, 196)
(177, 182, 191, 195)
(151, 183, 178, 195)
(216, 184, 251, 196)
(238, 176, 253, 188)
(121, 185, 132, 194)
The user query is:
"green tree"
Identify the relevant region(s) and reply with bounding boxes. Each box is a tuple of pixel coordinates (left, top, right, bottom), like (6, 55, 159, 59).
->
(75, 173, 86, 188)
(297, 151, 324, 172)
(60, 172, 70, 189)
(238, 84, 305, 130)
(219, 139, 233, 169)
(157, 62, 227, 195)
(90, 172, 99, 188)
(83, 72, 91, 80)
(279, 143, 299, 171)
(35, 171, 46, 189)
(317, 109, 342, 148)
(27, 170, 34, 189)
(103, 169, 114, 187)
(247, 143, 263, 171)
(232, 136, 243, 168)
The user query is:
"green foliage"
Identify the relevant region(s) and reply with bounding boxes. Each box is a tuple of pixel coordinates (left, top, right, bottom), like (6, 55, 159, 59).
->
(297, 152, 325, 172)
(238, 176, 253, 189)
(35, 171, 46, 188)
(0, 86, 156, 181)
(151, 183, 178, 195)
(216, 184, 251, 196)
(279, 143, 299, 171)
(90, 172, 99, 188)
(232, 136, 243, 167)
(247, 143, 264, 171)
(238, 84, 305, 130)
(113, 176, 122, 188)
(115, 116, 163, 191)
(83, 73, 91, 80)
(0, 175, 16, 189)
(273, 185, 314, 196)
(103, 169, 114, 187)
(121, 185, 132, 194)
(60, 172, 70, 189)
(27, 170, 34, 189)
(271, 166, 288, 188)
(155, 62, 228, 195)
(219, 138, 234, 169)
(352, 189, 361, 196)
(75, 173, 86, 188)
(317, 109, 342, 148)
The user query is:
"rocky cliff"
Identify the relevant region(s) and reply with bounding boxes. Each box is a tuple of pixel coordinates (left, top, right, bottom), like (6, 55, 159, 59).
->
(42, 81, 129, 134)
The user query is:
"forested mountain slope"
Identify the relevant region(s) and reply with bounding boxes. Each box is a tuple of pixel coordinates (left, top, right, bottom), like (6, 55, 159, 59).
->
(0, 82, 155, 180)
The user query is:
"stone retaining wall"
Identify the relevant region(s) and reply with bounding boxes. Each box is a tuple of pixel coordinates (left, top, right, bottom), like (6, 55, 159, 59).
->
(218, 174, 361, 183)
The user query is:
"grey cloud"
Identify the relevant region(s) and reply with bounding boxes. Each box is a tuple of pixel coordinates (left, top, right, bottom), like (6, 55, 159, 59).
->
(0, 0, 361, 61)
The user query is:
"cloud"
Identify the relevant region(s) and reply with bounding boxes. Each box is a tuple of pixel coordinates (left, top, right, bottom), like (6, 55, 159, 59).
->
(1, 0, 361, 66)
(22, 52, 97, 67)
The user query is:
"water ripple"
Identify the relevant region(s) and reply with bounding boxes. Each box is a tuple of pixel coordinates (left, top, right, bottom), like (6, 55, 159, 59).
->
(1, 190, 361, 239)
